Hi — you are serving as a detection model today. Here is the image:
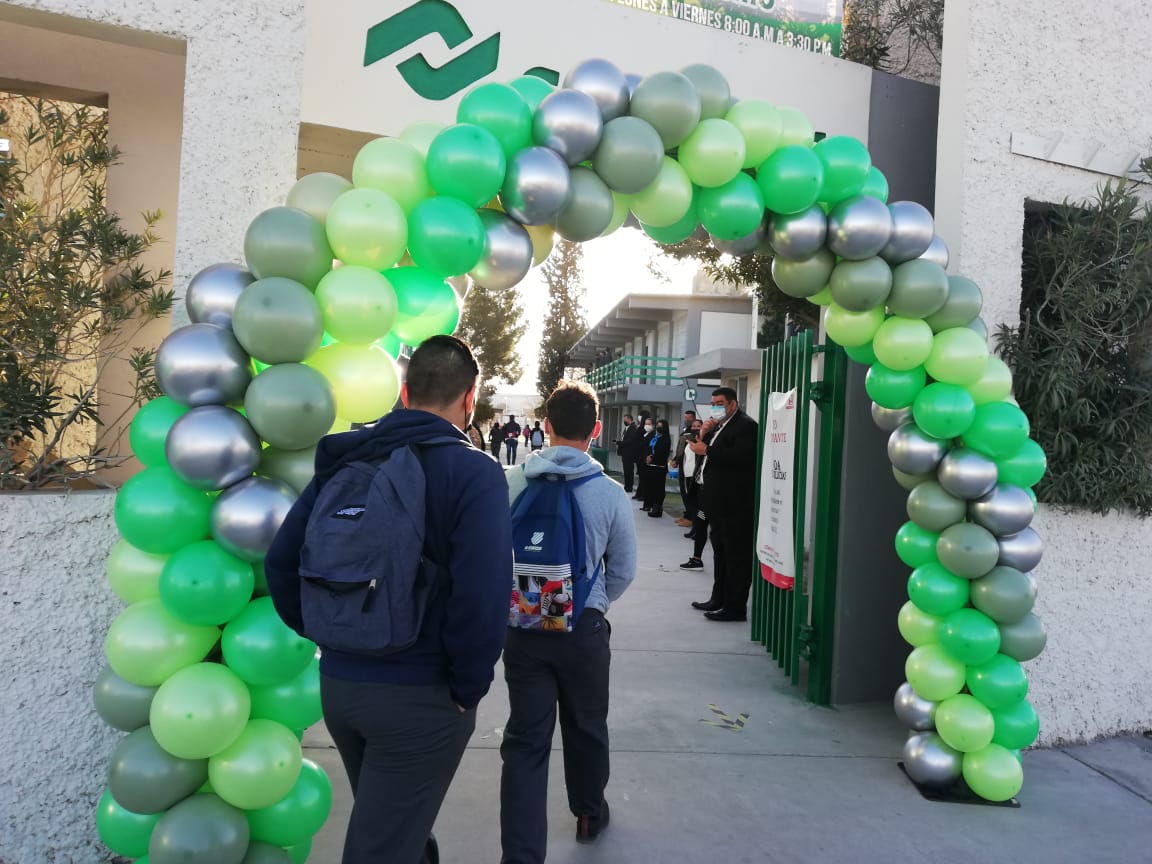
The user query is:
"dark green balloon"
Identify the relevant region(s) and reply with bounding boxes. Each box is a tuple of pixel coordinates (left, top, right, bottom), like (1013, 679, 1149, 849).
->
(130, 397, 188, 467)
(828, 257, 892, 312)
(970, 566, 1036, 623)
(887, 259, 950, 319)
(813, 135, 870, 204)
(641, 196, 699, 245)
(967, 654, 1029, 709)
(997, 612, 1047, 662)
(895, 521, 939, 568)
(912, 382, 976, 439)
(115, 467, 212, 555)
(242, 842, 294, 864)
(149, 794, 250, 864)
(93, 665, 159, 732)
(906, 481, 967, 532)
(108, 727, 209, 815)
(936, 522, 999, 579)
(996, 438, 1047, 488)
(772, 248, 835, 299)
(962, 402, 1031, 459)
(556, 166, 615, 242)
(592, 116, 665, 194)
(244, 208, 333, 291)
(244, 365, 336, 451)
(866, 362, 926, 410)
(509, 75, 553, 111)
(844, 341, 877, 365)
(456, 82, 532, 158)
(698, 173, 765, 241)
(926, 275, 984, 332)
(938, 608, 1001, 666)
(96, 788, 161, 858)
(232, 278, 324, 365)
(991, 699, 1040, 749)
(908, 562, 970, 616)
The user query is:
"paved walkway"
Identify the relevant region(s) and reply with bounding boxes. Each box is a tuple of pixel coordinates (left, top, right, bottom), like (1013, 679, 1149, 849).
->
(303, 502, 1152, 863)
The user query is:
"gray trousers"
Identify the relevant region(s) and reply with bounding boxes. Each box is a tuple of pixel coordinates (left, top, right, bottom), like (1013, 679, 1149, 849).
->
(322, 676, 476, 864)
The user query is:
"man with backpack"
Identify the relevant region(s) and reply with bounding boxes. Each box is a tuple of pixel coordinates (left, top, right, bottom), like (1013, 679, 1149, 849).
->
(500, 380, 637, 864)
(503, 414, 523, 465)
(264, 335, 512, 864)
(529, 420, 545, 451)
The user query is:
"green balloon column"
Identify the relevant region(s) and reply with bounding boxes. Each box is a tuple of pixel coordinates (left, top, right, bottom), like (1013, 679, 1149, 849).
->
(98, 57, 1046, 858)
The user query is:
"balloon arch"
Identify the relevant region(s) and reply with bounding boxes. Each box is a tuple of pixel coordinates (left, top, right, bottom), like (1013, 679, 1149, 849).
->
(95, 59, 1047, 861)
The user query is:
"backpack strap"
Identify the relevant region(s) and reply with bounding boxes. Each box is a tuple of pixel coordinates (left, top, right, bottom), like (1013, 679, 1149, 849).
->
(406, 434, 471, 570)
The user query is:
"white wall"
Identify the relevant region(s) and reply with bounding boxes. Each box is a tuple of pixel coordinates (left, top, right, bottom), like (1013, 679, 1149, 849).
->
(699, 310, 754, 354)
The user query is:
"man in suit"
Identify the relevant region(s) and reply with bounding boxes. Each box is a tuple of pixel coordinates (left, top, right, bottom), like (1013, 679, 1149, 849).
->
(616, 413, 642, 494)
(686, 387, 759, 622)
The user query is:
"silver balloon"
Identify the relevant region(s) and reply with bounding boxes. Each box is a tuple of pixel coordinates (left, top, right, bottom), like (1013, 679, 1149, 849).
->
(879, 201, 935, 264)
(500, 146, 572, 226)
(156, 323, 252, 408)
(165, 405, 261, 491)
(894, 682, 937, 731)
(184, 263, 254, 329)
(888, 423, 949, 475)
(563, 58, 630, 121)
(998, 526, 1044, 572)
(827, 195, 893, 261)
(768, 206, 827, 260)
(871, 403, 912, 432)
(970, 484, 1035, 536)
(714, 221, 766, 257)
(533, 89, 604, 166)
(919, 235, 950, 269)
(902, 732, 963, 789)
(210, 476, 297, 562)
(968, 316, 990, 340)
(469, 209, 534, 290)
(624, 72, 642, 96)
(937, 448, 998, 500)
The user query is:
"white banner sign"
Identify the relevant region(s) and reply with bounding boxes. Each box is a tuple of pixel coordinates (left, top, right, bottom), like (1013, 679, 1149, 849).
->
(757, 388, 797, 590)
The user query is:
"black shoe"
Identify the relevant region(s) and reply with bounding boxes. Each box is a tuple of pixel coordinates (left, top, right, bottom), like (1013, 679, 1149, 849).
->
(684, 531, 696, 539)
(680, 558, 704, 569)
(576, 800, 610, 844)
(691, 599, 721, 611)
(632, 494, 644, 500)
(704, 609, 747, 622)
(647, 509, 662, 518)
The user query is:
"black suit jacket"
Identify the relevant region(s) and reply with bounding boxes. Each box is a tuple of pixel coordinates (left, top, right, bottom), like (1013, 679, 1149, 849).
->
(618, 422, 643, 458)
(700, 409, 759, 521)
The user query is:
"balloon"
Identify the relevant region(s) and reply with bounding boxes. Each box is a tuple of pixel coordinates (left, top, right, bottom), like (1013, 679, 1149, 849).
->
(470, 209, 534, 289)
(591, 116, 664, 193)
(165, 406, 261, 492)
(888, 424, 948, 475)
(314, 266, 398, 345)
(148, 794, 250, 864)
(814, 136, 870, 203)
(898, 601, 942, 647)
(894, 467, 934, 491)
(499, 146, 572, 226)
(865, 363, 926, 410)
(231, 278, 324, 365)
(156, 324, 252, 409)
(906, 482, 968, 532)
(756, 145, 823, 214)
(775, 106, 815, 147)
(259, 446, 316, 496)
(935, 522, 999, 579)
(895, 521, 939, 568)
(771, 249, 835, 299)
(508, 75, 554, 112)
(244, 208, 333, 290)
(938, 608, 1001, 666)
(963, 743, 1023, 801)
(115, 467, 212, 555)
(426, 124, 507, 208)
(997, 527, 1044, 572)
(902, 732, 962, 788)
(905, 644, 966, 702)
(908, 562, 970, 617)
(860, 166, 889, 202)
(677, 118, 745, 188)
(160, 540, 255, 626)
(826, 195, 892, 260)
(679, 63, 730, 120)
(828, 257, 891, 312)
(629, 71, 701, 148)
(525, 223, 555, 265)
(211, 476, 298, 562)
(150, 662, 251, 759)
(887, 259, 950, 319)
(284, 839, 312, 864)
(325, 189, 407, 271)
(997, 612, 1047, 662)
(994, 439, 1047, 491)
(130, 397, 188, 468)
(920, 234, 950, 268)
(249, 657, 322, 731)
(697, 173, 764, 241)
(872, 317, 934, 371)
(640, 198, 700, 244)
(879, 201, 935, 263)
(104, 598, 219, 691)
(823, 303, 885, 348)
(209, 719, 303, 810)
(532, 88, 603, 165)
(935, 693, 995, 753)
(351, 137, 430, 213)
(967, 654, 1029, 709)
(107, 539, 168, 604)
(555, 166, 615, 242)
(844, 341, 877, 366)
(924, 328, 990, 386)
(971, 566, 1037, 624)
(185, 264, 255, 330)
(725, 99, 782, 168)
(962, 402, 1031, 459)
(894, 680, 938, 730)
(243, 364, 335, 451)
(912, 382, 976, 440)
(991, 699, 1040, 750)
(246, 759, 332, 847)
(409, 196, 487, 277)
(969, 484, 1035, 537)
(457, 82, 532, 158)
(109, 726, 209, 815)
(631, 157, 693, 227)
(937, 448, 998, 500)
(564, 58, 631, 121)
(222, 597, 316, 687)
(242, 842, 294, 864)
(96, 788, 160, 857)
(871, 403, 912, 432)
(926, 275, 983, 332)
(386, 267, 462, 345)
(602, 192, 633, 238)
(968, 316, 990, 340)
(767, 205, 827, 259)
(285, 173, 353, 226)
(93, 664, 159, 732)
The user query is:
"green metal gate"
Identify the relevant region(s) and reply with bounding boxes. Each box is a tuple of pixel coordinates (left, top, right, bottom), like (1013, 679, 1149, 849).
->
(751, 329, 847, 705)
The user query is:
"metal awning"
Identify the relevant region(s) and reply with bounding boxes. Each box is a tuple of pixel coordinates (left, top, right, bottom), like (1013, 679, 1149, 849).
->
(678, 347, 763, 379)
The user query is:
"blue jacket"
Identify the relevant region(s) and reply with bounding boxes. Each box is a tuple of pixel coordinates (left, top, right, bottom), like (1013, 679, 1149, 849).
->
(264, 409, 513, 709)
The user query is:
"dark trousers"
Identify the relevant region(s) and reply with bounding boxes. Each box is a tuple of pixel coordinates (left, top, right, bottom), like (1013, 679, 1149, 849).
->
(500, 611, 611, 864)
(643, 465, 667, 512)
(505, 439, 519, 465)
(708, 516, 755, 613)
(686, 480, 708, 558)
(620, 453, 635, 492)
(322, 677, 476, 864)
(632, 457, 646, 496)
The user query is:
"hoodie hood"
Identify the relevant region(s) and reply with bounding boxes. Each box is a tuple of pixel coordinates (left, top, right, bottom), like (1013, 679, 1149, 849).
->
(520, 445, 603, 480)
(313, 409, 468, 483)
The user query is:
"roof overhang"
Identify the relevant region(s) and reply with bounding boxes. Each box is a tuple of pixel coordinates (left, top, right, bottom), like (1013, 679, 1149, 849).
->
(678, 348, 763, 379)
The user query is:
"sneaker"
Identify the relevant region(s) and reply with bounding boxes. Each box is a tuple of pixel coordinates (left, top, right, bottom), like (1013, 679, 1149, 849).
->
(576, 800, 610, 844)
(680, 558, 704, 569)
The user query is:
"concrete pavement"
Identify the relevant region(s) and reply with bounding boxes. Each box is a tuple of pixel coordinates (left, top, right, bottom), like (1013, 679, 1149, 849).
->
(303, 502, 1152, 863)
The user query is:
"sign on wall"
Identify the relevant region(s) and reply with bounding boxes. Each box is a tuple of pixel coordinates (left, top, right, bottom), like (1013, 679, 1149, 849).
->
(757, 388, 798, 590)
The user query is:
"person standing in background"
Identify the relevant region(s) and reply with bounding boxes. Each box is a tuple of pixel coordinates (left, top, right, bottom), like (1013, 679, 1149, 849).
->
(503, 415, 523, 466)
(642, 419, 671, 518)
(669, 409, 696, 526)
(679, 417, 707, 570)
(616, 414, 641, 494)
(490, 421, 504, 461)
(632, 412, 651, 501)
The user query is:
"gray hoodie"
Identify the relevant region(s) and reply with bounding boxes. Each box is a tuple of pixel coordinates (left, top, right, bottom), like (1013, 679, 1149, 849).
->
(505, 446, 637, 614)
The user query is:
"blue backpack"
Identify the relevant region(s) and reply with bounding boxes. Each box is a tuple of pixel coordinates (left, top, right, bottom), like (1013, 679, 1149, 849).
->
(508, 470, 602, 633)
(297, 436, 462, 654)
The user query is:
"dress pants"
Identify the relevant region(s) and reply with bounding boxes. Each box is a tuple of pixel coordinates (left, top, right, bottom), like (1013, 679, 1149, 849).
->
(707, 514, 756, 613)
(620, 454, 635, 492)
(643, 465, 667, 512)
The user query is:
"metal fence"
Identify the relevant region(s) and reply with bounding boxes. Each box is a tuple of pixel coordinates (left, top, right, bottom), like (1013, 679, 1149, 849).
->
(580, 355, 682, 390)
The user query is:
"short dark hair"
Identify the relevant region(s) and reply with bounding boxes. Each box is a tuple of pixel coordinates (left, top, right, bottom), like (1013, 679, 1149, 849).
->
(712, 386, 738, 404)
(623, 414, 633, 422)
(684, 409, 697, 418)
(545, 380, 599, 440)
(406, 335, 480, 407)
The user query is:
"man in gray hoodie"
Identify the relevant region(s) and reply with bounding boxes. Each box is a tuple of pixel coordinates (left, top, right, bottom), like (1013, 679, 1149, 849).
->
(499, 380, 637, 864)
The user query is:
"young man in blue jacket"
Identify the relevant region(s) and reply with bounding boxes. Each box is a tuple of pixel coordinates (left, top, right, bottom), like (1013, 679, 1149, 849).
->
(265, 335, 512, 864)
(500, 380, 637, 863)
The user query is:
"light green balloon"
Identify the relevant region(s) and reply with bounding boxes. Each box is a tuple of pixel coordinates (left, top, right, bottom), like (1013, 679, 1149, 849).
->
(631, 156, 693, 227)
(905, 643, 966, 702)
(924, 327, 990, 385)
(209, 719, 303, 810)
(315, 266, 398, 345)
(807, 286, 833, 306)
(351, 137, 430, 213)
(680, 63, 731, 120)
(677, 118, 746, 188)
(629, 71, 701, 149)
(244, 365, 337, 451)
(398, 120, 446, 158)
(828, 257, 892, 312)
(823, 303, 886, 348)
(936, 693, 995, 753)
(258, 446, 316, 495)
(105, 599, 221, 687)
(963, 743, 1023, 802)
(965, 356, 1014, 405)
(906, 481, 967, 532)
(926, 275, 983, 332)
(898, 600, 942, 647)
(308, 343, 401, 425)
(150, 663, 252, 760)
(772, 249, 834, 299)
(601, 190, 633, 237)
(326, 188, 408, 270)
(556, 166, 615, 242)
(888, 259, 950, 319)
(285, 173, 352, 227)
(244, 208, 333, 291)
(232, 278, 324, 365)
(107, 539, 168, 604)
(725, 99, 783, 168)
(776, 107, 815, 147)
(873, 317, 935, 372)
(591, 116, 665, 194)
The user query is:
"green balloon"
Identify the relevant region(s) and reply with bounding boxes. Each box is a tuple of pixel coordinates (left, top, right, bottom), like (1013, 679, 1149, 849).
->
(149, 793, 250, 864)
(895, 521, 940, 568)
(938, 608, 1001, 666)
(936, 522, 999, 579)
(905, 643, 966, 702)
(249, 657, 322, 731)
(96, 787, 161, 858)
(756, 145, 823, 214)
(258, 446, 316, 496)
(772, 248, 835, 299)
(893, 467, 934, 491)
(244, 365, 337, 451)
(93, 664, 159, 732)
(130, 397, 188, 467)
(244, 208, 333, 291)
(602, 189, 633, 238)
(924, 327, 990, 386)
(908, 562, 970, 616)
(351, 137, 430, 214)
(962, 401, 1031, 459)
(115, 467, 212, 555)
(376, 330, 405, 359)
(991, 699, 1040, 749)
(556, 166, 615, 242)
(680, 119, 748, 189)
(967, 654, 1029, 709)
(776, 107, 815, 147)
(996, 438, 1047, 488)
(641, 196, 699, 245)
(222, 597, 316, 687)
(285, 173, 353, 227)
(105, 600, 218, 687)
(399, 121, 447, 160)
(308, 343, 402, 424)
(971, 566, 1036, 624)
(912, 382, 976, 439)
(680, 63, 731, 120)
(823, 303, 885, 348)
(806, 286, 833, 306)
(898, 600, 942, 647)
(872, 316, 935, 371)
(630, 71, 702, 149)
(508, 75, 554, 112)
(150, 662, 251, 760)
(246, 759, 332, 847)
(232, 278, 324, 365)
(107, 539, 168, 605)
(284, 839, 312, 864)
(592, 116, 666, 193)
(631, 156, 693, 227)
(160, 540, 255, 627)
(906, 481, 967, 532)
(242, 842, 294, 864)
(457, 82, 532, 158)
(926, 275, 983, 332)
(828, 257, 892, 312)
(407, 196, 486, 277)
(698, 173, 765, 241)
(725, 98, 783, 168)
(962, 743, 1023, 802)
(997, 612, 1047, 662)
(844, 341, 877, 365)
(209, 719, 303, 810)
(315, 266, 399, 345)
(860, 165, 889, 201)
(325, 188, 408, 271)
(887, 259, 950, 319)
(813, 135, 870, 204)
(426, 124, 507, 208)
(387, 266, 463, 345)
(865, 362, 925, 410)
(965, 356, 1014, 406)
(935, 693, 995, 752)
(109, 726, 209, 815)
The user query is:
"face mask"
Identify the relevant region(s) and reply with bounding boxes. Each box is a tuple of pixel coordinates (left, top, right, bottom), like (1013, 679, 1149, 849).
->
(644, 424, 654, 433)
(710, 405, 727, 421)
